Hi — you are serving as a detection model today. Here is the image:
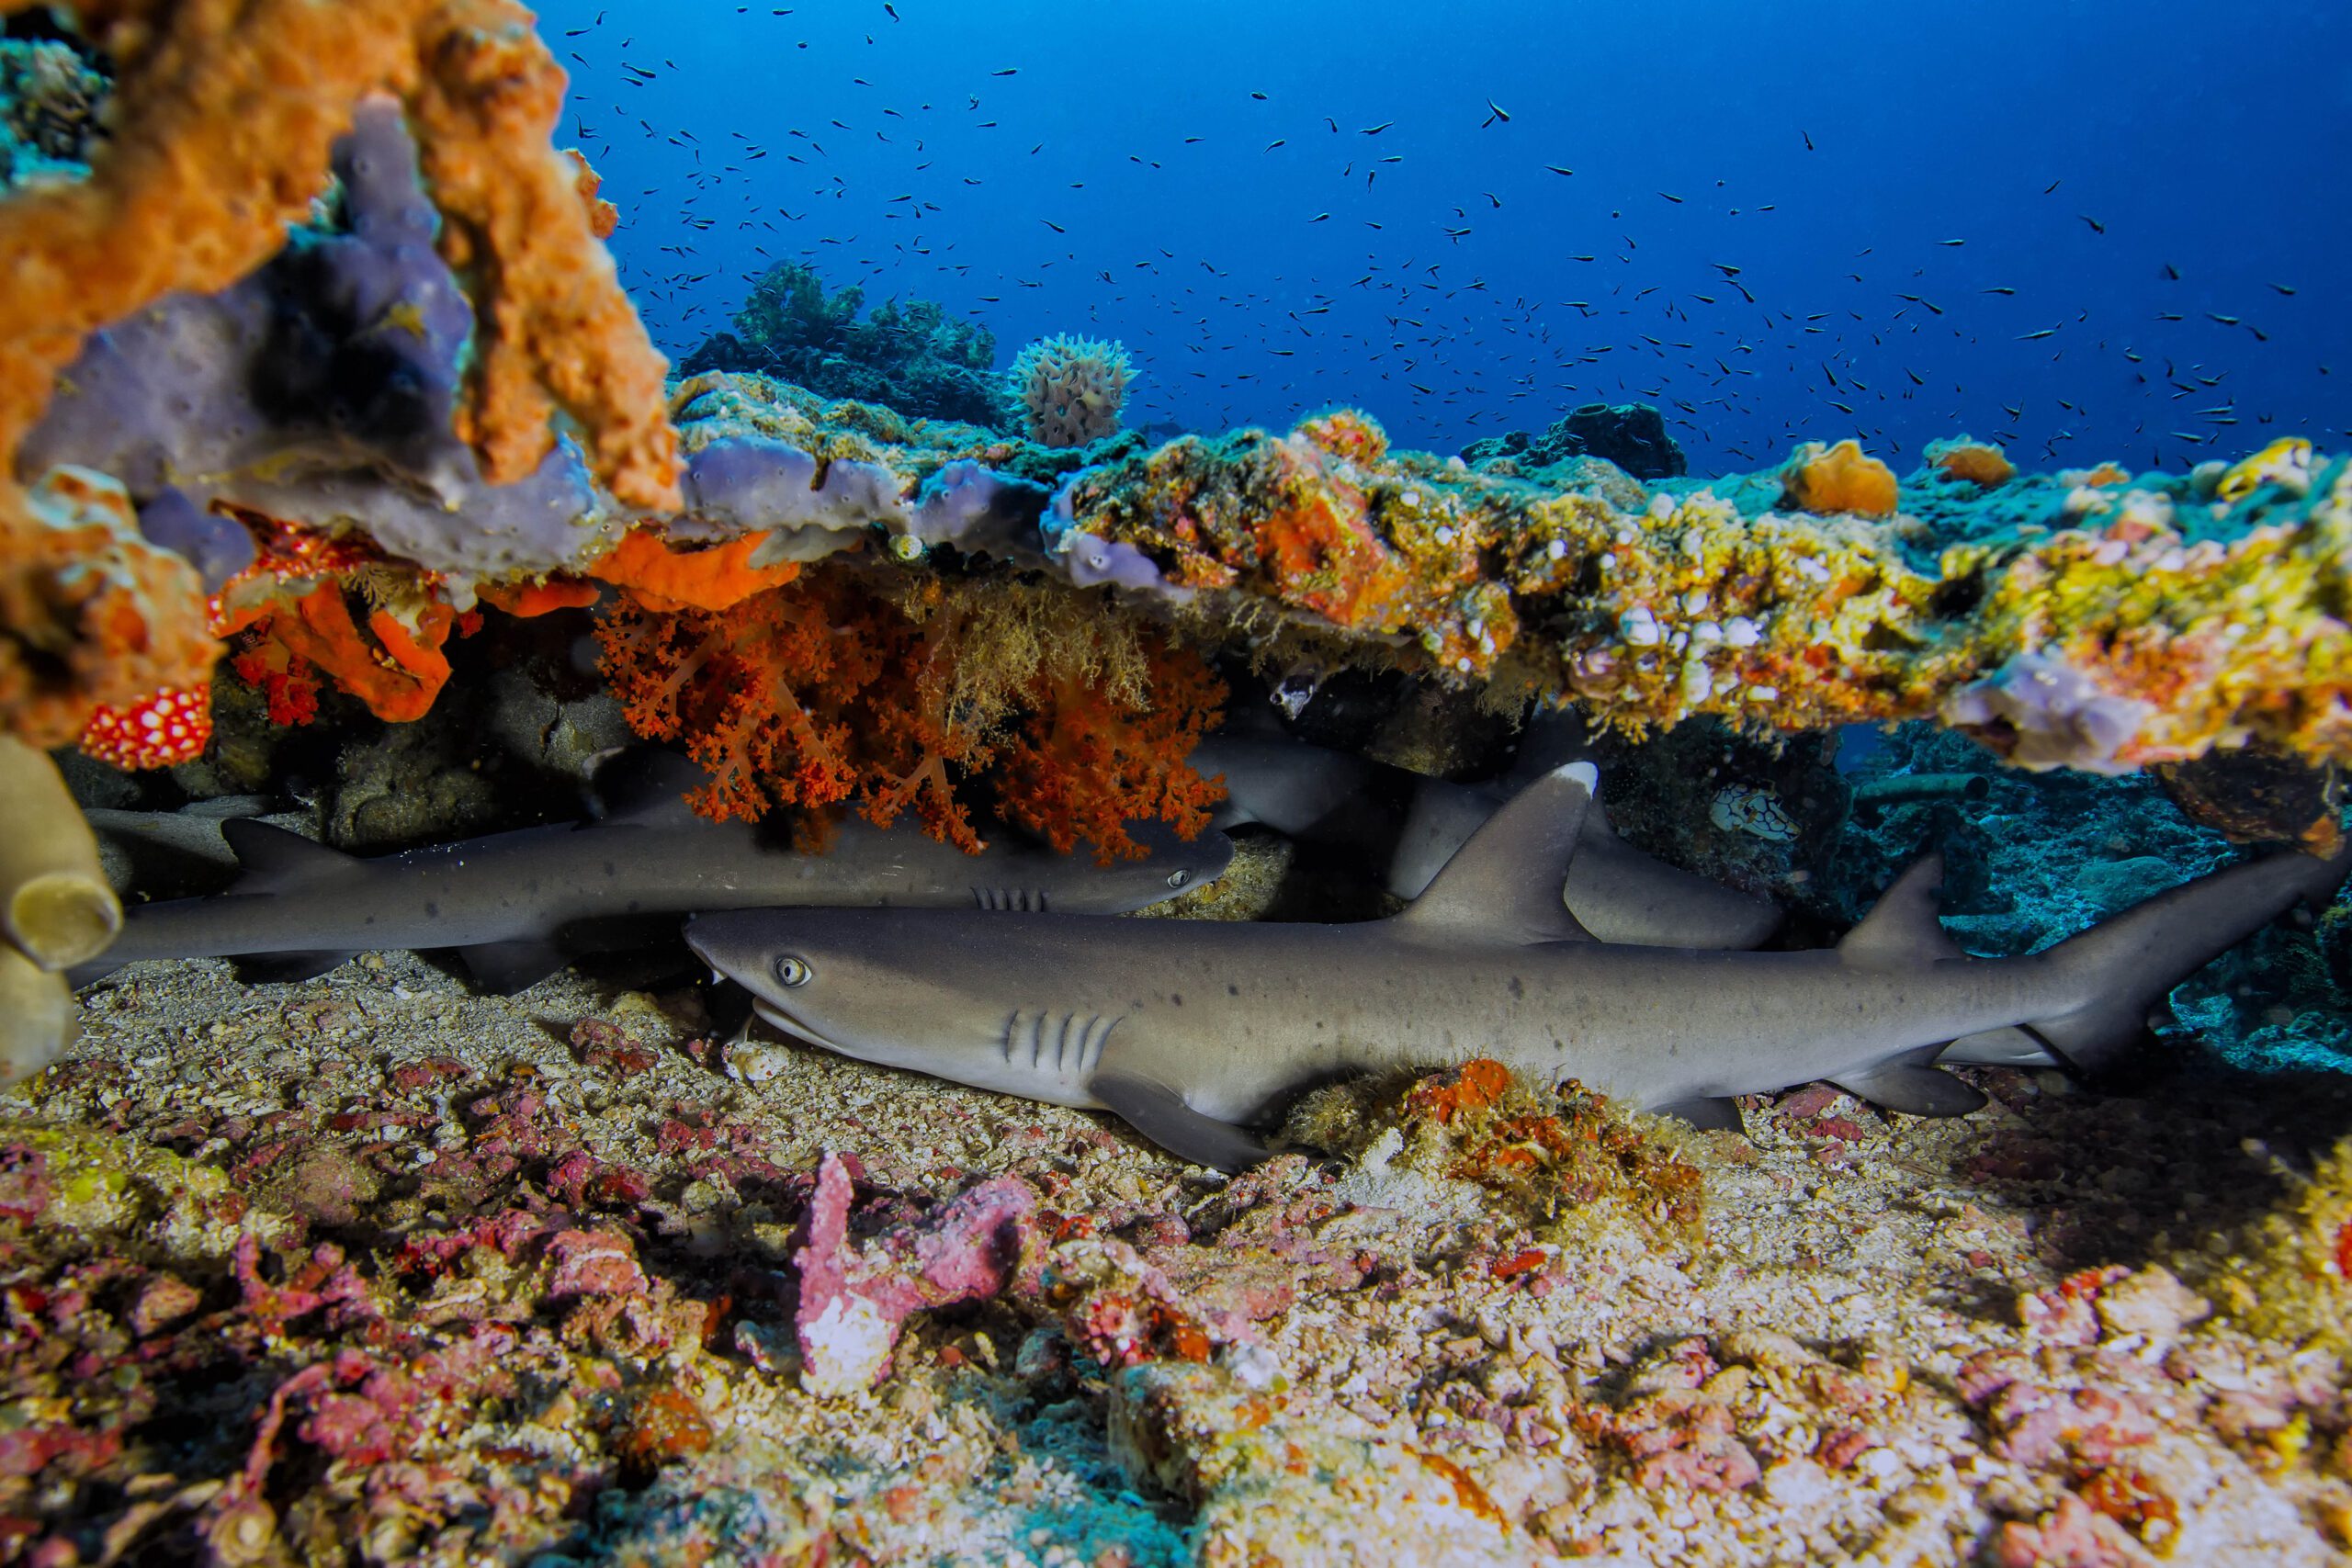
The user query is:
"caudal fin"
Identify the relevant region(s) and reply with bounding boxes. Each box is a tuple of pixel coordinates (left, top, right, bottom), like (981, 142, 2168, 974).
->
(2012, 841, 2352, 1074)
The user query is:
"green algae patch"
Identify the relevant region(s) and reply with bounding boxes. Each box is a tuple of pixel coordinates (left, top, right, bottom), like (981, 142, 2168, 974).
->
(0, 1115, 250, 1252)
(2206, 1132, 2352, 1356)
(1283, 1060, 1706, 1245)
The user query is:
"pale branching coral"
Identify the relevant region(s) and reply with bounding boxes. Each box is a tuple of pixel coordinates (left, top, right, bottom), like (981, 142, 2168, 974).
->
(1006, 333, 1133, 448)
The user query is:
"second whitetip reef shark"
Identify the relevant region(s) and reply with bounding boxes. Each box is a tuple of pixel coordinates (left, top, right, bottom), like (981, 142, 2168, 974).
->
(74, 752, 1234, 992)
(690, 761, 2352, 1172)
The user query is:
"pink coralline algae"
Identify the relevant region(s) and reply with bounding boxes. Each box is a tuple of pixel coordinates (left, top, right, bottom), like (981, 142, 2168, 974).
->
(1987, 1491, 2151, 1568)
(791, 1149, 1039, 1396)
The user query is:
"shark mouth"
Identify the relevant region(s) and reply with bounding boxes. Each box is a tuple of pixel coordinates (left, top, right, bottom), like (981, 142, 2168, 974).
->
(751, 1001, 847, 1055)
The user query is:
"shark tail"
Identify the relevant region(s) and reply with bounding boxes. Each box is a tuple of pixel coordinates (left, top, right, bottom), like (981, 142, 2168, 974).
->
(1970, 840, 2352, 1075)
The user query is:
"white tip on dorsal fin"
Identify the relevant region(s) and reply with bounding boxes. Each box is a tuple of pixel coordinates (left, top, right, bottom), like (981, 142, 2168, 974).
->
(1399, 761, 1599, 944)
(1838, 853, 1966, 968)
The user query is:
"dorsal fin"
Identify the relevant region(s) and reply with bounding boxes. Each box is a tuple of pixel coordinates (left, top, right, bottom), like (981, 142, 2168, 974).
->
(1838, 853, 1966, 969)
(1399, 761, 1599, 944)
(592, 748, 710, 825)
(219, 820, 354, 893)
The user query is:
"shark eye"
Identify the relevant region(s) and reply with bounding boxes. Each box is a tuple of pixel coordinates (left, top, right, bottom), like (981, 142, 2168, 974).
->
(775, 955, 814, 987)
(1166, 869, 1190, 889)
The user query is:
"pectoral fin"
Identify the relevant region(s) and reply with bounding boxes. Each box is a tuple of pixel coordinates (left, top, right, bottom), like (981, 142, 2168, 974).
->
(1091, 1072, 1269, 1172)
(1831, 1048, 1988, 1117)
(461, 939, 571, 995)
(235, 950, 357, 984)
(1654, 1096, 1745, 1132)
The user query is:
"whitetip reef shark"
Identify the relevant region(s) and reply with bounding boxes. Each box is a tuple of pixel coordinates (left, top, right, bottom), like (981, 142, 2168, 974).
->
(689, 761, 2352, 1172)
(76, 753, 1233, 993)
(1199, 728, 1784, 949)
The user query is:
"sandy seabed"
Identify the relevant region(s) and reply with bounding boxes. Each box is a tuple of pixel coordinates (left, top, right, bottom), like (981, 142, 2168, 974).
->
(7, 942, 2351, 1567)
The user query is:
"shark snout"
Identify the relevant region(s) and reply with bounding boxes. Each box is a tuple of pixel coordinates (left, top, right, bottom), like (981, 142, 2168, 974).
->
(684, 913, 799, 997)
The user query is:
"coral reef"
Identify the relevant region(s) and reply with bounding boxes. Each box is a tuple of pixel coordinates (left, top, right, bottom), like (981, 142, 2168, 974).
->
(1463, 400, 1689, 482)
(1053, 415, 2352, 772)
(1926, 436, 2018, 491)
(1007, 333, 1135, 448)
(1109, 1360, 1531, 1565)
(0, 1, 2343, 892)
(2208, 1133, 2352, 1356)
(792, 1149, 1037, 1396)
(10, 938, 2352, 1564)
(680, 260, 1005, 429)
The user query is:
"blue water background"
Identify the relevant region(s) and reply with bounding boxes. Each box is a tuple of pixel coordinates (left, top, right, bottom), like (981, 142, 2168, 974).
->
(548, 0, 2352, 475)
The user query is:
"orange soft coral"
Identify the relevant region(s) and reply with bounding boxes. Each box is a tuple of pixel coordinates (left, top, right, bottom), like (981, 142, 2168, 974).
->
(1780, 439, 1900, 518)
(992, 633, 1226, 861)
(596, 570, 893, 828)
(594, 567, 1224, 860)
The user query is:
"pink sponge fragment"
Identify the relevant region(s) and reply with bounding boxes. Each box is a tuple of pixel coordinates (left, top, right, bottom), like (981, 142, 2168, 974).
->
(791, 1149, 1037, 1396)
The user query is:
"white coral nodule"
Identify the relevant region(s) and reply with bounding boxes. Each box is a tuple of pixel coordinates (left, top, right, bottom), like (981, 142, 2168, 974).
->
(1006, 332, 1134, 448)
